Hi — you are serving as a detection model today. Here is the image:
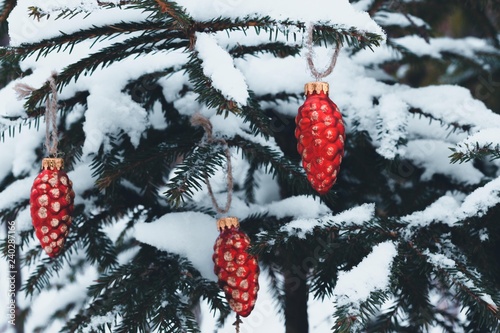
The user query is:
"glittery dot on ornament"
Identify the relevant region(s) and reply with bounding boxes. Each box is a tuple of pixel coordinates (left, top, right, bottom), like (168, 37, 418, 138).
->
(30, 158, 75, 258)
(240, 279, 249, 290)
(224, 251, 234, 261)
(38, 207, 48, 219)
(295, 82, 345, 194)
(51, 201, 61, 213)
(38, 194, 49, 206)
(213, 217, 259, 318)
(50, 218, 59, 227)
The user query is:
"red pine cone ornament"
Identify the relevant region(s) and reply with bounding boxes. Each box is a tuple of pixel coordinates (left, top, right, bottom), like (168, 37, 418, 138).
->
(295, 82, 345, 194)
(213, 217, 259, 317)
(30, 158, 75, 258)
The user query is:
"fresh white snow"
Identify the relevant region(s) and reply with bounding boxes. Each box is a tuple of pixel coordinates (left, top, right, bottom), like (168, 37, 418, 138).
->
(376, 94, 409, 159)
(134, 212, 219, 280)
(425, 251, 498, 310)
(176, 0, 385, 38)
(8, 0, 149, 46)
(374, 12, 429, 28)
(403, 176, 500, 228)
(195, 32, 249, 106)
(353, 36, 499, 68)
(455, 128, 500, 154)
(334, 241, 398, 309)
(281, 203, 376, 237)
(405, 139, 484, 185)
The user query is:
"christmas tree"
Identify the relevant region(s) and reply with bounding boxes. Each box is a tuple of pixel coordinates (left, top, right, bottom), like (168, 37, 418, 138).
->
(1, 0, 500, 332)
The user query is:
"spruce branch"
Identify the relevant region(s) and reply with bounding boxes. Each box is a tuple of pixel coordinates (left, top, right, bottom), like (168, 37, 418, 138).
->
(185, 54, 246, 117)
(384, 37, 500, 69)
(333, 291, 392, 333)
(151, 0, 192, 28)
(265, 264, 287, 315)
(164, 143, 228, 206)
(437, 265, 500, 329)
(22, 255, 67, 296)
(393, 241, 436, 328)
(229, 42, 301, 59)
(404, 241, 500, 330)
(94, 136, 199, 191)
(185, 54, 274, 137)
(408, 107, 473, 133)
(80, 215, 118, 270)
(191, 17, 384, 50)
(243, 160, 259, 204)
(365, 296, 404, 332)
(63, 246, 219, 333)
(256, 91, 302, 104)
(449, 142, 500, 163)
(20, 32, 187, 113)
(27, 1, 137, 20)
(4, 21, 176, 62)
(228, 136, 315, 195)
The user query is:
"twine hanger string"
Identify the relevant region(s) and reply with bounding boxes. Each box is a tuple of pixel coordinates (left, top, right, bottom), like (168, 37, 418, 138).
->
(190, 113, 233, 215)
(14, 72, 60, 157)
(45, 75, 59, 157)
(306, 23, 342, 81)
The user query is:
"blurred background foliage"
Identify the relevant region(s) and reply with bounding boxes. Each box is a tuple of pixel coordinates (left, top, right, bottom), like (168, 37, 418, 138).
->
(371, 0, 500, 112)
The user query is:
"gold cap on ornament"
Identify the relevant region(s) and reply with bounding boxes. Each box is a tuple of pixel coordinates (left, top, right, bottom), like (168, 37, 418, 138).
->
(42, 158, 64, 171)
(304, 82, 329, 95)
(217, 217, 239, 232)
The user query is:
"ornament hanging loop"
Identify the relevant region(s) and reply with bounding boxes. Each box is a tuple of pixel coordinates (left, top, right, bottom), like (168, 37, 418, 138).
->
(306, 23, 342, 81)
(14, 72, 61, 158)
(45, 73, 60, 158)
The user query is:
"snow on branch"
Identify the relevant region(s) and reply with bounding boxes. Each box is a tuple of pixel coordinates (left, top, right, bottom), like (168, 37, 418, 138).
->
(374, 12, 429, 29)
(264, 195, 330, 219)
(194, 32, 249, 107)
(333, 241, 398, 310)
(353, 36, 499, 68)
(455, 176, 500, 221)
(9, 0, 147, 46)
(451, 128, 500, 163)
(394, 36, 500, 64)
(279, 203, 376, 238)
(405, 139, 483, 185)
(403, 176, 500, 229)
(376, 94, 409, 159)
(402, 194, 461, 229)
(399, 86, 500, 131)
(134, 212, 219, 280)
(425, 251, 498, 312)
(177, 0, 384, 38)
(0, 177, 31, 210)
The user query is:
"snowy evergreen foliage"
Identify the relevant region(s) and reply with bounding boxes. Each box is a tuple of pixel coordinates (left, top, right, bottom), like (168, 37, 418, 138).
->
(0, 0, 499, 332)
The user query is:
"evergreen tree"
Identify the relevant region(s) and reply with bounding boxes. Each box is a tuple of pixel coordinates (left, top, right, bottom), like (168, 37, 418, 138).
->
(0, 0, 499, 332)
